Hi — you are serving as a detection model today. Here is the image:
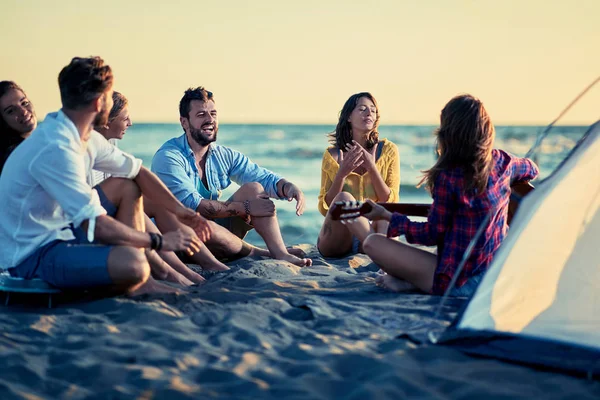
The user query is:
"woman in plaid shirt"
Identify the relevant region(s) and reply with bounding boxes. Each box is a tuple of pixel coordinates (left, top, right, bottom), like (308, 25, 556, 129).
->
(361, 94, 539, 296)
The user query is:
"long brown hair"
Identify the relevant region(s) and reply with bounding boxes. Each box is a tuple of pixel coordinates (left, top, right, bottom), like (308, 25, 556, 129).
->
(328, 92, 380, 151)
(419, 94, 495, 194)
(0, 81, 26, 139)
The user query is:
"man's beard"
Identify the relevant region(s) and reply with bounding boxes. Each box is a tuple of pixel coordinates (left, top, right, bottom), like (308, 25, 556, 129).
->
(190, 124, 218, 146)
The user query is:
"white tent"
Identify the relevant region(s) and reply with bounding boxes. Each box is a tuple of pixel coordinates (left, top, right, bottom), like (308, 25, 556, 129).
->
(440, 122, 600, 377)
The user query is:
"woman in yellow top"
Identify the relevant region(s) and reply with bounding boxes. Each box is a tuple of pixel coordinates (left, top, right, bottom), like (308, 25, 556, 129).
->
(317, 92, 400, 257)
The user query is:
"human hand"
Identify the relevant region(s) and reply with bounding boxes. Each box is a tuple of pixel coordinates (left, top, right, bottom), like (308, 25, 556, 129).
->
(248, 195, 276, 217)
(347, 140, 377, 173)
(176, 207, 212, 242)
(337, 144, 364, 177)
(284, 183, 305, 216)
(161, 229, 202, 255)
(362, 199, 393, 221)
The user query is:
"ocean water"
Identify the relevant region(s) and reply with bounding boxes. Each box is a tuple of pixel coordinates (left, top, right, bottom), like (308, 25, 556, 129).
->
(118, 124, 588, 246)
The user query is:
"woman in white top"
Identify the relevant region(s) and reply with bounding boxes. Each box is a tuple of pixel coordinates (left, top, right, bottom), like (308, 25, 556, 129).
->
(93, 92, 229, 282)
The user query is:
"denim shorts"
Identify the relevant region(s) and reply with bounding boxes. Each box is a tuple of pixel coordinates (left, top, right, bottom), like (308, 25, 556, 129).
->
(9, 185, 117, 289)
(448, 273, 484, 297)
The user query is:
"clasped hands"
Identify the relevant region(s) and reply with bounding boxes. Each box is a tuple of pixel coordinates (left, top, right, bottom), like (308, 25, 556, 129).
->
(338, 140, 377, 177)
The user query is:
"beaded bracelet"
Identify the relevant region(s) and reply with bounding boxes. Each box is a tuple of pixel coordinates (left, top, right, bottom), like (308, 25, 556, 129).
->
(243, 199, 251, 216)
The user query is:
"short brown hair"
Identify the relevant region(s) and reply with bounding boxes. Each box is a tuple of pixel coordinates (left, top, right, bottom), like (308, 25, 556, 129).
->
(58, 57, 113, 110)
(179, 87, 214, 118)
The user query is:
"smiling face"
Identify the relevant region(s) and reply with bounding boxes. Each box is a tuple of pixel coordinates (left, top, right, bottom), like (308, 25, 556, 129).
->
(348, 96, 377, 135)
(0, 88, 37, 136)
(182, 99, 218, 147)
(104, 104, 132, 140)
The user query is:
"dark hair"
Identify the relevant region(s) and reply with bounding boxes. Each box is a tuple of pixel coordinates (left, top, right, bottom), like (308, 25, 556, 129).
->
(179, 87, 214, 118)
(419, 94, 495, 194)
(328, 92, 380, 151)
(0, 81, 26, 139)
(109, 91, 128, 122)
(58, 56, 113, 110)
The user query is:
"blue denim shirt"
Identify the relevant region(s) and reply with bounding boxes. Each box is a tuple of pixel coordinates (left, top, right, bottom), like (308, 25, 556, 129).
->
(151, 134, 283, 210)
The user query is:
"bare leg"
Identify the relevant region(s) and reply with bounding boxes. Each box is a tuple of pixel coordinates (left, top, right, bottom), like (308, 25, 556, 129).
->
(233, 183, 311, 267)
(98, 178, 188, 291)
(144, 214, 206, 283)
(362, 233, 436, 293)
(317, 192, 371, 257)
(105, 247, 180, 295)
(145, 198, 229, 271)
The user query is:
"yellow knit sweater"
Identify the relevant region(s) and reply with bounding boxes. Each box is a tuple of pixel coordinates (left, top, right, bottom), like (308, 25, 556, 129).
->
(317, 138, 400, 216)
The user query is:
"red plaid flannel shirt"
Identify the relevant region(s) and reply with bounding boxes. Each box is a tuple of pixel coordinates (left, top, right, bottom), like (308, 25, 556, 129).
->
(387, 149, 539, 295)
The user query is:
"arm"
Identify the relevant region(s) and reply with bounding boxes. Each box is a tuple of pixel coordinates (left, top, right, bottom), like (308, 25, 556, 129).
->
(226, 147, 282, 198)
(360, 142, 392, 202)
(135, 166, 194, 218)
(511, 155, 539, 183)
(317, 151, 334, 216)
(383, 142, 400, 203)
(323, 147, 364, 206)
(387, 173, 454, 246)
(82, 214, 152, 248)
(196, 198, 245, 219)
(80, 215, 201, 254)
(275, 178, 306, 216)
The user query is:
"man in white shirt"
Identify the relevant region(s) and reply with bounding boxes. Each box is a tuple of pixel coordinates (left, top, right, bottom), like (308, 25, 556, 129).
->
(0, 56, 210, 295)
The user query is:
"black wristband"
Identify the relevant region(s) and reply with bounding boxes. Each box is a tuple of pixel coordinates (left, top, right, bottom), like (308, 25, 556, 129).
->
(149, 232, 163, 251)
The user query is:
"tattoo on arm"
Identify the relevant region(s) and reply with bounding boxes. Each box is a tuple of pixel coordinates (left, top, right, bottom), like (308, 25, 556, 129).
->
(198, 200, 241, 219)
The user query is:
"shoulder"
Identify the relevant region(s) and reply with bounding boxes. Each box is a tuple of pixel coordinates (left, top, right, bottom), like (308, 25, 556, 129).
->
(326, 146, 338, 162)
(379, 138, 398, 156)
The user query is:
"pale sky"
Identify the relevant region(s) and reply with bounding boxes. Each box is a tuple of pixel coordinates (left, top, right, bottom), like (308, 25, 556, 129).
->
(2, 0, 599, 124)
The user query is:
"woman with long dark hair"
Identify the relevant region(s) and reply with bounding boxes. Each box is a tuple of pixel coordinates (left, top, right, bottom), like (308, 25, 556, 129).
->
(317, 92, 400, 257)
(0, 81, 37, 174)
(361, 94, 539, 296)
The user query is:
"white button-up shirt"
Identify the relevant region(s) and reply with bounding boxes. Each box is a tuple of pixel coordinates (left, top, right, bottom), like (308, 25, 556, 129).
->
(0, 110, 142, 269)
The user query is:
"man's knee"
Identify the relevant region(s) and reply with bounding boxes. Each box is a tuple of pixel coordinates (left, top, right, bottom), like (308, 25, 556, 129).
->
(237, 182, 265, 197)
(99, 177, 142, 205)
(108, 247, 150, 285)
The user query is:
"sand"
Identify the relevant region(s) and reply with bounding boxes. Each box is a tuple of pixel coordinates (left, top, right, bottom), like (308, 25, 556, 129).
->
(1, 245, 599, 399)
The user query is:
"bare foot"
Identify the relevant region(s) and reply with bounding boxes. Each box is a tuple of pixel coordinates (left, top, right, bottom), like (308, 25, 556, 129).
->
(249, 247, 270, 257)
(375, 274, 416, 292)
(277, 254, 312, 267)
(287, 247, 307, 258)
(163, 270, 195, 286)
(250, 246, 307, 259)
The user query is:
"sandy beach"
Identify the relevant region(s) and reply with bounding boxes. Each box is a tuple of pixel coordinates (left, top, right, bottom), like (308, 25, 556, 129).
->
(1, 245, 598, 399)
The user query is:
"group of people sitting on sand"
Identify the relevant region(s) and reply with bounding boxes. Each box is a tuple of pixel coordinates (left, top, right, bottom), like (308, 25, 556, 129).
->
(0, 56, 538, 297)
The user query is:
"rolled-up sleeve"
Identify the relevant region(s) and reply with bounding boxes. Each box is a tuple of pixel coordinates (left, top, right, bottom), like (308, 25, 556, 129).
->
(152, 148, 202, 210)
(226, 148, 281, 198)
(93, 137, 142, 180)
(29, 143, 106, 228)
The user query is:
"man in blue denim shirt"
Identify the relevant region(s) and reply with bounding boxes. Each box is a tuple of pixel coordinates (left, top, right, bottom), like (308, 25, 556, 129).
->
(152, 87, 312, 267)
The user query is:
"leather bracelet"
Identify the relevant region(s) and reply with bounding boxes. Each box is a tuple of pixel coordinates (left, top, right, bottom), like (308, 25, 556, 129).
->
(243, 199, 251, 216)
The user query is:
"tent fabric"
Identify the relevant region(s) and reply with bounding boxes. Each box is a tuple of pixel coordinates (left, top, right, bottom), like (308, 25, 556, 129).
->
(439, 122, 600, 377)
